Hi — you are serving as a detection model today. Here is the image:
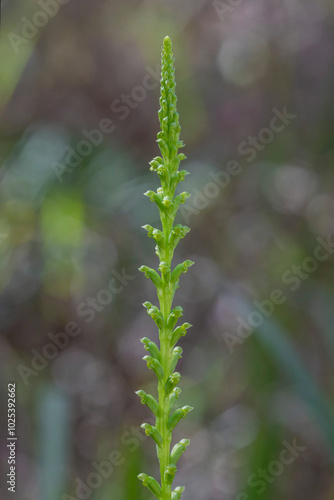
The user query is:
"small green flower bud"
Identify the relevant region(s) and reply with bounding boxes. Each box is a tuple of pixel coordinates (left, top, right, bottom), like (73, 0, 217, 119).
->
(152, 229, 164, 242)
(135, 389, 146, 399)
(173, 191, 191, 211)
(170, 152, 186, 171)
(161, 99, 168, 111)
(162, 196, 172, 207)
(168, 409, 184, 430)
(157, 165, 167, 176)
(169, 224, 190, 243)
(137, 473, 162, 499)
(144, 190, 164, 210)
(171, 260, 195, 283)
(147, 306, 164, 328)
(171, 169, 190, 188)
(157, 132, 165, 143)
(167, 306, 183, 329)
(170, 322, 192, 346)
(141, 423, 163, 446)
(145, 394, 160, 417)
(139, 266, 162, 288)
(143, 225, 164, 246)
(165, 372, 181, 394)
(177, 170, 190, 181)
(142, 301, 153, 309)
(142, 224, 154, 236)
(172, 486, 185, 500)
(149, 156, 163, 169)
(151, 164, 163, 173)
(140, 337, 161, 361)
(157, 138, 169, 158)
(167, 406, 193, 431)
(170, 145, 179, 159)
(170, 346, 183, 373)
(135, 390, 160, 416)
(144, 190, 157, 202)
(171, 224, 185, 235)
(164, 464, 177, 484)
(162, 115, 168, 129)
(170, 439, 190, 464)
(143, 355, 164, 380)
(169, 387, 182, 411)
(173, 406, 193, 426)
(148, 306, 159, 316)
(159, 261, 170, 275)
(168, 225, 190, 250)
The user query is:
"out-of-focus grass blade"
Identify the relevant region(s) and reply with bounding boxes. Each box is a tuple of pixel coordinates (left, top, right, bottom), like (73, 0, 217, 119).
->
(92, 436, 144, 500)
(239, 299, 334, 458)
(0, 0, 38, 107)
(37, 384, 70, 500)
(122, 445, 144, 500)
(0, 38, 34, 107)
(242, 425, 281, 500)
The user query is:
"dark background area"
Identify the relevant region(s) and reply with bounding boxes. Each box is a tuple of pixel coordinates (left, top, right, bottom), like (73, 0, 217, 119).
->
(1, 0, 334, 499)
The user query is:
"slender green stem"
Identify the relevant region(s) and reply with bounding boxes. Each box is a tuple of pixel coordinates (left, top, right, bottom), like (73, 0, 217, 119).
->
(158, 335, 172, 500)
(137, 36, 193, 500)
(158, 215, 174, 500)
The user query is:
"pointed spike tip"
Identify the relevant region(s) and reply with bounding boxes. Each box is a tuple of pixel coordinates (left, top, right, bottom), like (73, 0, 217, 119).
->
(163, 35, 172, 46)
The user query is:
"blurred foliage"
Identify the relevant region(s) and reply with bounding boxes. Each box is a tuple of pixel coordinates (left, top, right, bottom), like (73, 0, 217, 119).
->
(0, 0, 334, 499)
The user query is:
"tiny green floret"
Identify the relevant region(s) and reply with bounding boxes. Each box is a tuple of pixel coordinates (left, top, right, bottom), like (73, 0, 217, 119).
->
(137, 36, 193, 500)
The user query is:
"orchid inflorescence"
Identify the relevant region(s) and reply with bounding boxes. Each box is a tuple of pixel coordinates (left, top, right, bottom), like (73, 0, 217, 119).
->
(137, 36, 194, 500)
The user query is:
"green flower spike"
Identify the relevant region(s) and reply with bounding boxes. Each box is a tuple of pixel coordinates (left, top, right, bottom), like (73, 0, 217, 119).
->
(137, 36, 194, 500)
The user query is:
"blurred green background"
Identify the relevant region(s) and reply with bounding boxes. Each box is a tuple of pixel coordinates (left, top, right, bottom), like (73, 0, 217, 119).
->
(1, 0, 334, 499)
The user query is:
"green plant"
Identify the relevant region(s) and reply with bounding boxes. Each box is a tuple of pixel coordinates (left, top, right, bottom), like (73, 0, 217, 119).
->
(137, 36, 194, 500)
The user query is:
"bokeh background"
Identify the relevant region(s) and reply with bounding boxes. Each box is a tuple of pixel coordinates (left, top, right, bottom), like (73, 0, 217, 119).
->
(1, 0, 334, 499)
